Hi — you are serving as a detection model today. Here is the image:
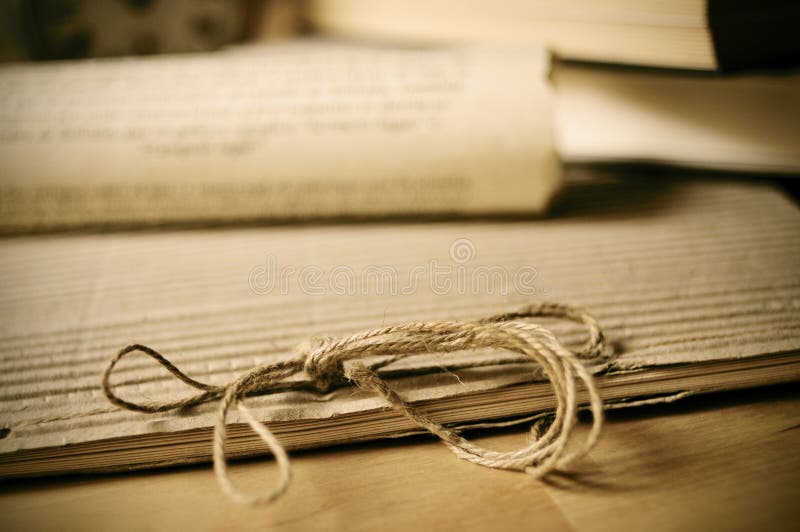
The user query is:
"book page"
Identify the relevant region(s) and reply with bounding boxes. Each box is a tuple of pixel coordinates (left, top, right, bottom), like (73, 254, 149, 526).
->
(553, 62, 800, 172)
(0, 41, 558, 232)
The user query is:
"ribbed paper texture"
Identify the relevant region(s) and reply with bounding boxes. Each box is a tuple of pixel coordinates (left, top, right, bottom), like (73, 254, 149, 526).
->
(1, 177, 798, 474)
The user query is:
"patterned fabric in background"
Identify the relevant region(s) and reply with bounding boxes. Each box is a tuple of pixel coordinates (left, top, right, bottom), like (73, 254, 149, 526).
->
(0, 0, 252, 62)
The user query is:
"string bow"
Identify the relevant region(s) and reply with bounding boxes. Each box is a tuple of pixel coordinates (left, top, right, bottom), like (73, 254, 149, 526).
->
(102, 302, 607, 505)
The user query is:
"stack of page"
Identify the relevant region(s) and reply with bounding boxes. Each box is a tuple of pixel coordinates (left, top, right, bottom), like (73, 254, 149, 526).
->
(1, 175, 798, 477)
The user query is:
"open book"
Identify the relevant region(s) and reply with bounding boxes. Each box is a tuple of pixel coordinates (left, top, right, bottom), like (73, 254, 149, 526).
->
(1, 175, 798, 477)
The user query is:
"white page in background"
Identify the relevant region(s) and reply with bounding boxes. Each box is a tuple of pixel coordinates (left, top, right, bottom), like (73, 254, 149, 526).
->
(552, 62, 800, 173)
(0, 42, 559, 231)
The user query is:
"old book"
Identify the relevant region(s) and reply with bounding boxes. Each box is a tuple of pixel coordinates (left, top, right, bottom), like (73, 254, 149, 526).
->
(304, 0, 800, 71)
(0, 175, 798, 477)
(552, 61, 800, 173)
(0, 41, 558, 234)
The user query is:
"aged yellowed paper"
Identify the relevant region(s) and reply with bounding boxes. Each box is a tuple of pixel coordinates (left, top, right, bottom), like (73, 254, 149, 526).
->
(0, 176, 798, 476)
(0, 42, 558, 232)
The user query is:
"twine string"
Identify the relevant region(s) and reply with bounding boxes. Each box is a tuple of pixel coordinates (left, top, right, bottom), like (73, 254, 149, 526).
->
(102, 302, 608, 505)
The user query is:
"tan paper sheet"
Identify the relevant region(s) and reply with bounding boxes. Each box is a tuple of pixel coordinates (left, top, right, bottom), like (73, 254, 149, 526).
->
(0, 41, 558, 232)
(1, 176, 799, 475)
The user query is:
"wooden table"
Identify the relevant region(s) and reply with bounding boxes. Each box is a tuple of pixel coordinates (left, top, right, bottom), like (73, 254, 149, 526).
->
(2, 384, 798, 532)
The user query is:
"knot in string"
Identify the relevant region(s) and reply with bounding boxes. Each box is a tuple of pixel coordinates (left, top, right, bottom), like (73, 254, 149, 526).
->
(300, 336, 347, 392)
(102, 302, 609, 505)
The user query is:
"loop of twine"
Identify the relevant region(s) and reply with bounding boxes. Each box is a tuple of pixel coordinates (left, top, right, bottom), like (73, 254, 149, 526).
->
(102, 302, 608, 505)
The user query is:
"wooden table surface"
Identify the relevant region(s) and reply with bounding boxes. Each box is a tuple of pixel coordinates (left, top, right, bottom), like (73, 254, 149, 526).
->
(1, 384, 798, 532)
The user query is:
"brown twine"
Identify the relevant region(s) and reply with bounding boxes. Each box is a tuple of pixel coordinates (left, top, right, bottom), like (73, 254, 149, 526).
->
(102, 302, 608, 505)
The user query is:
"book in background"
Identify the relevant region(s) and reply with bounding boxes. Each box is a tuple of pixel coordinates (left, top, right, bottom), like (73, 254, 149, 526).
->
(552, 61, 800, 174)
(302, 0, 800, 71)
(299, 0, 800, 177)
